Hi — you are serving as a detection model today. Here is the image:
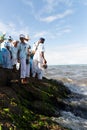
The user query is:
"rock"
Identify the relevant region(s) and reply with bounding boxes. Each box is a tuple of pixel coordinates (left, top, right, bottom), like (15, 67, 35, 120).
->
(0, 67, 70, 130)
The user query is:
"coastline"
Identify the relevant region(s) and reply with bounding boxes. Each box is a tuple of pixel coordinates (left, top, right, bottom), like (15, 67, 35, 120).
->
(0, 68, 71, 130)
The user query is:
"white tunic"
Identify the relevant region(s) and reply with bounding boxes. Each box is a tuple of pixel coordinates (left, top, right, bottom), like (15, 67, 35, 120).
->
(11, 46, 18, 65)
(33, 43, 45, 63)
(32, 43, 45, 79)
(18, 42, 30, 78)
(18, 42, 28, 59)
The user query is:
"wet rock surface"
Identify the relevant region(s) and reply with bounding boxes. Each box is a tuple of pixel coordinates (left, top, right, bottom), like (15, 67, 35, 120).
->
(0, 68, 70, 130)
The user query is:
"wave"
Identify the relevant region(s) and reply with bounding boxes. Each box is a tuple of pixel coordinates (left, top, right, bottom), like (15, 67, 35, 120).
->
(52, 111, 87, 130)
(46, 65, 87, 130)
(64, 82, 87, 96)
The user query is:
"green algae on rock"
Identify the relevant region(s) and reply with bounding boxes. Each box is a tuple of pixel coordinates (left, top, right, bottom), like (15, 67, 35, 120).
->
(0, 68, 70, 130)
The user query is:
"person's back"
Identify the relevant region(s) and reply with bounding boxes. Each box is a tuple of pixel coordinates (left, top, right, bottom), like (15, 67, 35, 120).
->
(0, 39, 6, 67)
(2, 42, 12, 69)
(11, 40, 19, 70)
(32, 37, 47, 79)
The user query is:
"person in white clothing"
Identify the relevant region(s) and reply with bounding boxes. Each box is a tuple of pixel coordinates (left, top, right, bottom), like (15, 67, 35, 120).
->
(0, 33, 6, 67)
(11, 40, 19, 71)
(2, 42, 12, 69)
(24, 35, 31, 79)
(17, 34, 30, 84)
(32, 37, 47, 79)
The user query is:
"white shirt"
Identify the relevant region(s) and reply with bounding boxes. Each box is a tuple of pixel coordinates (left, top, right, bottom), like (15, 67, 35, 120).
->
(11, 45, 18, 59)
(2, 48, 12, 69)
(18, 42, 28, 59)
(33, 43, 45, 62)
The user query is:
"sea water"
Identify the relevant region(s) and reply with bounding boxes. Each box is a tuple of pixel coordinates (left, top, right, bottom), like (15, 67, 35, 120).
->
(44, 65, 87, 130)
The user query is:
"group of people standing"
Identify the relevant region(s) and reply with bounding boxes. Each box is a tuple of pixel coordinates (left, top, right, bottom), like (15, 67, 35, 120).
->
(0, 33, 47, 84)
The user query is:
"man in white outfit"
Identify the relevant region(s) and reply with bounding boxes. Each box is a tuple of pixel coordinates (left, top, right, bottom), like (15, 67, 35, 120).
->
(24, 35, 31, 79)
(17, 34, 30, 84)
(2, 42, 12, 69)
(32, 38, 47, 80)
(11, 40, 19, 71)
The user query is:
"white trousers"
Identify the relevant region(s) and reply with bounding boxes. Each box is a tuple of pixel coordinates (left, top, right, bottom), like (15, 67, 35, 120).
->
(32, 60, 43, 80)
(12, 58, 17, 66)
(20, 58, 26, 78)
(20, 58, 30, 78)
(26, 63, 30, 78)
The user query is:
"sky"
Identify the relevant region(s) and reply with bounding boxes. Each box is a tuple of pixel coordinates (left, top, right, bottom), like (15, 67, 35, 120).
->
(0, 0, 87, 65)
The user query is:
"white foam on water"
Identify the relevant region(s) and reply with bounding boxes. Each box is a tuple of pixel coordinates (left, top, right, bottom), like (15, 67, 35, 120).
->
(64, 82, 87, 96)
(52, 111, 87, 130)
(45, 65, 87, 130)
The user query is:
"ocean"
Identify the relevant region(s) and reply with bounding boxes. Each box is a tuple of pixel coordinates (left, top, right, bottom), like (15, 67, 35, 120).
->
(44, 65, 87, 130)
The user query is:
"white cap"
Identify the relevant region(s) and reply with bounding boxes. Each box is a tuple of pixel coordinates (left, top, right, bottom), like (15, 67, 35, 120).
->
(25, 35, 30, 40)
(19, 34, 25, 38)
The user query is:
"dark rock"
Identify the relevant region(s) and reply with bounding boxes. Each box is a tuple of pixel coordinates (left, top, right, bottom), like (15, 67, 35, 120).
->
(0, 67, 70, 130)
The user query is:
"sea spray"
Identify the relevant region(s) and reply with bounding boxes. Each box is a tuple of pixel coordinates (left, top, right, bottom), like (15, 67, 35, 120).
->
(52, 111, 87, 130)
(44, 65, 87, 130)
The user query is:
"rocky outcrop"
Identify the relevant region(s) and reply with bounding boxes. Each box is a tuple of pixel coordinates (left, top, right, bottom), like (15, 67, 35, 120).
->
(0, 67, 70, 130)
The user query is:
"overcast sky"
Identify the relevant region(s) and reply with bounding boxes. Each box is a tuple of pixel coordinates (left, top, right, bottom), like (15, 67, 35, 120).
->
(0, 0, 87, 65)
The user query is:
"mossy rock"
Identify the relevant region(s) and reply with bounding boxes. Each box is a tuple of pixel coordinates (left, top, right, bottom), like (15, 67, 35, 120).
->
(0, 68, 70, 130)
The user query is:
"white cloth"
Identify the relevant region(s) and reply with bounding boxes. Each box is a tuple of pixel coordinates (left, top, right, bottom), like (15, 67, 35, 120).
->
(2, 48, 12, 69)
(32, 43, 45, 79)
(20, 58, 26, 78)
(33, 43, 45, 62)
(26, 64, 30, 77)
(18, 42, 30, 78)
(4, 42, 11, 47)
(18, 42, 28, 59)
(20, 58, 30, 78)
(25, 41, 31, 77)
(32, 60, 43, 79)
(11, 46, 18, 65)
(16, 62, 20, 70)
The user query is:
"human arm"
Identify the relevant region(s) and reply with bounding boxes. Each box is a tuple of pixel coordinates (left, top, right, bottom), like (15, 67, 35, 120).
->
(41, 52, 47, 64)
(17, 49, 20, 63)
